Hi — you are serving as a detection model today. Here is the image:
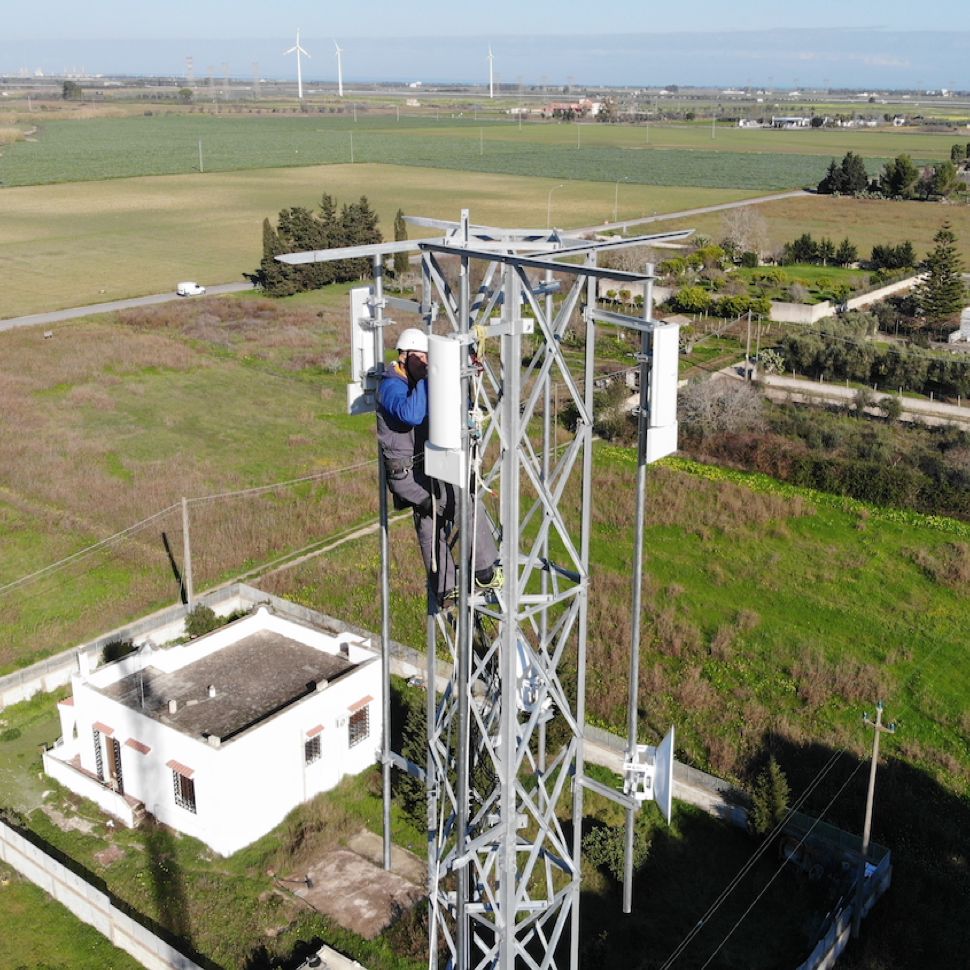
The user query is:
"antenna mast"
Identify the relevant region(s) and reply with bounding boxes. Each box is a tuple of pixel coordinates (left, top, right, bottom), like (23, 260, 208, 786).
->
(278, 212, 688, 969)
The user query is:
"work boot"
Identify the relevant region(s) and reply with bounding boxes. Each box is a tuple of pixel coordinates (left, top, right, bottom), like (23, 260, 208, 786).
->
(474, 565, 504, 592)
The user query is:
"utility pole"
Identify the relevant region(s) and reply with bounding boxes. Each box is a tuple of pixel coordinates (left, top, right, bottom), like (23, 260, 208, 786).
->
(745, 309, 752, 379)
(181, 497, 194, 609)
(852, 701, 896, 938)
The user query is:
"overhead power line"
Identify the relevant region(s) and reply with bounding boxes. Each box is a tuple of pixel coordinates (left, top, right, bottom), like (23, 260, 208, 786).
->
(697, 761, 867, 970)
(658, 747, 845, 970)
(0, 457, 379, 599)
(0, 503, 180, 597)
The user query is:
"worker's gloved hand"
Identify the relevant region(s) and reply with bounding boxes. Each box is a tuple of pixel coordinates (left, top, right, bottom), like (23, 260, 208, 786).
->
(405, 353, 428, 383)
(416, 496, 433, 516)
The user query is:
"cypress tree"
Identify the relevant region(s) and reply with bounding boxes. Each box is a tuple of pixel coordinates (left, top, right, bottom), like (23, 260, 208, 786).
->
(393, 208, 409, 276)
(750, 757, 790, 836)
(243, 217, 295, 295)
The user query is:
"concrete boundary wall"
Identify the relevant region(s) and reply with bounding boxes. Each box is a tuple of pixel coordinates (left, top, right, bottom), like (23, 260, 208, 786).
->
(1, 585, 256, 710)
(0, 818, 204, 970)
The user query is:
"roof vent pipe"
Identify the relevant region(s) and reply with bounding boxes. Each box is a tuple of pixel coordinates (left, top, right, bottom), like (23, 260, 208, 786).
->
(207, 685, 216, 698)
(168, 699, 178, 714)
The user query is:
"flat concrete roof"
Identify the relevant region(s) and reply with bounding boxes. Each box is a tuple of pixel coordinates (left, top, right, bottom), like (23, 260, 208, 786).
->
(100, 631, 356, 743)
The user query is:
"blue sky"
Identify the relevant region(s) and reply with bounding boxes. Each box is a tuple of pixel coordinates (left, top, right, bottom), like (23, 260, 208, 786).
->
(3, 1, 970, 87)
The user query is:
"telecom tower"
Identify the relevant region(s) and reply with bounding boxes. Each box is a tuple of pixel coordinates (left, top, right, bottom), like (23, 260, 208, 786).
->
(280, 212, 685, 969)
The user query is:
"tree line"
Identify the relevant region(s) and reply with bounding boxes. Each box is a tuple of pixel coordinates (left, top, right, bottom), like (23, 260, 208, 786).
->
(245, 194, 383, 296)
(778, 312, 970, 399)
(817, 149, 968, 200)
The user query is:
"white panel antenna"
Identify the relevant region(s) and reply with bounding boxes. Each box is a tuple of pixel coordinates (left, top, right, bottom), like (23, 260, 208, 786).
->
(347, 286, 377, 415)
(646, 321, 680, 462)
(425, 334, 466, 487)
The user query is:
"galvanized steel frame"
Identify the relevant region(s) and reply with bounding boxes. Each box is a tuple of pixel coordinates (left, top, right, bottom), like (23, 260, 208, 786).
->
(278, 215, 690, 970)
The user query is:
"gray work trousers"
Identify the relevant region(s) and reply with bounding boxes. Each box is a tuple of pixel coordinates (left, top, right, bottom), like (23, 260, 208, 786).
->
(387, 464, 498, 601)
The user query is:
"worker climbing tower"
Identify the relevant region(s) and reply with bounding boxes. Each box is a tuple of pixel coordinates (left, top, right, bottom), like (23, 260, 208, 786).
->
(280, 210, 686, 969)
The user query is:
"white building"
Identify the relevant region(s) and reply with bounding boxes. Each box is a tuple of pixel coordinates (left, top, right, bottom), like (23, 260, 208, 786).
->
(44, 606, 381, 857)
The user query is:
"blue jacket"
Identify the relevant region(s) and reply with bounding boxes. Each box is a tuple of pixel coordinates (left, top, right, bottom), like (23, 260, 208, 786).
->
(377, 362, 427, 428)
(376, 362, 428, 472)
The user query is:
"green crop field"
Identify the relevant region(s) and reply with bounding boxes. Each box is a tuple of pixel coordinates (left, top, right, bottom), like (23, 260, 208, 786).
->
(0, 114, 959, 189)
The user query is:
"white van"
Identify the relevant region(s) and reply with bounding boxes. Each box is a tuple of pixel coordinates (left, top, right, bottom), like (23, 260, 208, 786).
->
(176, 282, 206, 296)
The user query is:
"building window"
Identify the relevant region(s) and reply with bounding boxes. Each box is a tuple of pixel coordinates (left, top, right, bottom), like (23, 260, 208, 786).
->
(304, 734, 322, 765)
(92, 728, 104, 781)
(108, 736, 124, 795)
(173, 771, 197, 814)
(348, 706, 370, 748)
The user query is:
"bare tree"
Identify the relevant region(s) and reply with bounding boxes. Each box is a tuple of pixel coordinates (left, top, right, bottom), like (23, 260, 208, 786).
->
(678, 378, 764, 442)
(721, 207, 770, 259)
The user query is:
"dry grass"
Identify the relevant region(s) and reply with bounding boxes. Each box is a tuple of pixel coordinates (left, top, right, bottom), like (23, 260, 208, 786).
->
(908, 543, 970, 591)
(662, 193, 970, 265)
(0, 126, 25, 145)
(0, 298, 389, 668)
(0, 164, 752, 319)
(790, 648, 888, 708)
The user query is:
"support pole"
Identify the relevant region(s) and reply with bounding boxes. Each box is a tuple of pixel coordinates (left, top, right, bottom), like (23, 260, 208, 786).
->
(569, 253, 597, 968)
(622, 262, 654, 914)
(852, 701, 895, 938)
(455, 246, 472, 970)
(373, 254, 394, 873)
(498, 260, 523, 970)
(745, 309, 752, 380)
(181, 497, 194, 609)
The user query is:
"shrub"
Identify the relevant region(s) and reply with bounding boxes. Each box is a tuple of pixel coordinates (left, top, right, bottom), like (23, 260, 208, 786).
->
(101, 639, 136, 664)
(582, 819, 649, 882)
(669, 285, 712, 314)
(185, 604, 221, 638)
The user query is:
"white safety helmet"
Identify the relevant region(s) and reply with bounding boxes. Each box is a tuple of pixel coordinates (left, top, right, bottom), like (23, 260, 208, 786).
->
(396, 328, 428, 354)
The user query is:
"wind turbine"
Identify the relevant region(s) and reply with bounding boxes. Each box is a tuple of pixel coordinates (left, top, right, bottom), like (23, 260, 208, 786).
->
(334, 40, 344, 97)
(488, 45, 494, 99)
(284, 29, 311, 100)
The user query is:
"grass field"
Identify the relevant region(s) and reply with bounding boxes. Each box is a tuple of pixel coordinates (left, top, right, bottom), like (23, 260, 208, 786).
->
(1, 290, 968, 965)
(0, 164, 759, 318)
(0, 863, 144, 969)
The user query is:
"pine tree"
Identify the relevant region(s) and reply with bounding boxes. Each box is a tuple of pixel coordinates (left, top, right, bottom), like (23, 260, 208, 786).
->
(835, 238, 858, 266)
(340, 196, 382, 280)
(817, 159, 843, 195)
(915, 222, 967, 324)
(879, 154, 919, 198)
(841, 151, 869, 194)
(393, 208, 409, 276)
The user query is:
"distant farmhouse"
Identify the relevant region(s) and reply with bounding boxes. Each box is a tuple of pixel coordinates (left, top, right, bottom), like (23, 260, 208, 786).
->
(44, 606, 381, 856)
(770, 116, 810, 129)
(545, 98, 604, 117)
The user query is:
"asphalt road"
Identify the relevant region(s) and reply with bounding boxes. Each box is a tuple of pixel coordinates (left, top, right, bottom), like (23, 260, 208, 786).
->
(0, 281, 254, 334)
(571, 189, 811, 237)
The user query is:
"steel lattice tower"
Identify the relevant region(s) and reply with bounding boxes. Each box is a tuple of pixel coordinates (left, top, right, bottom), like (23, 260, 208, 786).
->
(280, 212, 687, 970)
